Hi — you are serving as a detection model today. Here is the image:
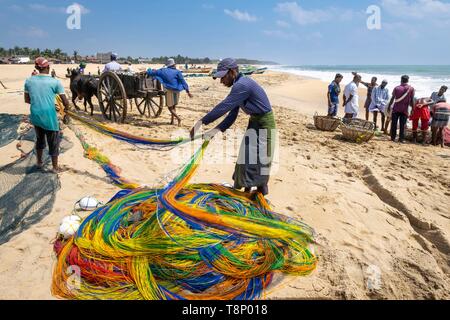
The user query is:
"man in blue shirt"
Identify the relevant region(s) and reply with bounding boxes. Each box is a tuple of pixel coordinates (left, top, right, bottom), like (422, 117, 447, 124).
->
(190, 58, 276, 196)
(147, 58, 193, 126)
(24, 57, 69, 173)
(327, 73, 343, 117)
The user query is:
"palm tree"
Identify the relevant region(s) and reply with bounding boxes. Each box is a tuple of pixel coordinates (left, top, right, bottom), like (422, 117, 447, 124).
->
(43, 48, 52, 58)
(55, 48, 62, 58)
(13, 46, 20, 56)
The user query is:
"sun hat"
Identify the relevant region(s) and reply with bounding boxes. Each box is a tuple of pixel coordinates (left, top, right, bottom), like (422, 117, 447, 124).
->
(166, 58, 176, 67)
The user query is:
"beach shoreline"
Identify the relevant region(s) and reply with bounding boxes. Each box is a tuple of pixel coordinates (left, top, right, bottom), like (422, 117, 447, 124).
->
(0, 64, 449, 300)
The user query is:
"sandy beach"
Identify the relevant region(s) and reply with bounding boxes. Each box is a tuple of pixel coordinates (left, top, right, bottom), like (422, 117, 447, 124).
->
(0, 64, 449, 300)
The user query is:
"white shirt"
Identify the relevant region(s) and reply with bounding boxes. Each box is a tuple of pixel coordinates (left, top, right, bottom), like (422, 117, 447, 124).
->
(103, 61, 122, 73)
(344, 81, 359, 115)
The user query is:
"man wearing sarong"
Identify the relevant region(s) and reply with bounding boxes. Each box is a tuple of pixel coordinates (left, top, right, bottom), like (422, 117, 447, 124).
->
(431, 102, 450, 147)
(430, 86, 447, 120)
(147, 58, 193, 126)
(343, 74, 361, 119)
(369, 80, 389, 131)
(190, 58, 276, 196)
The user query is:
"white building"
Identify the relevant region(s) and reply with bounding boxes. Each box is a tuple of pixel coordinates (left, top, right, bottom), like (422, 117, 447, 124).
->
(11, 56, 31, 64)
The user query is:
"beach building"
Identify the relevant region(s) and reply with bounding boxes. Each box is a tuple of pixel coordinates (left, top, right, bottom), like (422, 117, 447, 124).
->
(10, 56, 31, 64)
(97, 52, 113, 64)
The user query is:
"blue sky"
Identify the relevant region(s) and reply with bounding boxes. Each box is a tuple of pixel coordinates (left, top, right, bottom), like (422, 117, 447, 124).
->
(1, 0, 449, 64)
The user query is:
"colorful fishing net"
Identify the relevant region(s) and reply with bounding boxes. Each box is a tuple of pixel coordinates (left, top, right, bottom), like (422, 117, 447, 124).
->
(67, 111, 192, 149)
(52, 112, 318, 300)
(69, 123, 140, 190)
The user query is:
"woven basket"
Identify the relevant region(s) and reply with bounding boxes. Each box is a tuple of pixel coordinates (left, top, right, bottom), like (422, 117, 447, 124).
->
(314, 114, 342, 132)
(341, 118, 375, 143)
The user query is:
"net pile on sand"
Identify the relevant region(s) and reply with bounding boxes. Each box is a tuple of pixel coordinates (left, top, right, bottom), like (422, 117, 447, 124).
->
(52, 115, 318, 300)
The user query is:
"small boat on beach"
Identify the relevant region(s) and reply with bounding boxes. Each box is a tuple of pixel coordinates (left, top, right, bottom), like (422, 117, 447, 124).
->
(182, 67, 212, 74)
(253, 67, 268, 74)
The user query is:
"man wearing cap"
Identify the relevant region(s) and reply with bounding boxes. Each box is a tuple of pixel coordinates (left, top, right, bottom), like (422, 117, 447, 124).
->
(369, 80, 389, 130)
(24, 57, 70, 173)
(387, 75, 415, 143)
(103, 53, 122, 73)
(79, 62, 87, 74)
(189, 58, 276, 196)
(147, 58, 193, 126)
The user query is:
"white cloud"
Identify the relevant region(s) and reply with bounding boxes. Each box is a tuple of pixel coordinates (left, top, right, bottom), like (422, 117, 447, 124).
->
(381, 0, 450, 19)
(224, 9, 258, 22)
(275, 2, 358, 25)
(26, 3, 90, 14)
(275, 2, 330, 25)
(276, 20, 291, 28)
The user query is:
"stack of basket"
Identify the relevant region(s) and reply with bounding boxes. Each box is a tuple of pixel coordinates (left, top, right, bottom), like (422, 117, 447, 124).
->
(314, 114, 342, 132)
(341, 118, 375, 143)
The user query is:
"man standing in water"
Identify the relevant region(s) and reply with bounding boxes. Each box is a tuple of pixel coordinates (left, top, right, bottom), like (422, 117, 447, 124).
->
(190, 58, 276, 196)
(24, 57, 70, 173)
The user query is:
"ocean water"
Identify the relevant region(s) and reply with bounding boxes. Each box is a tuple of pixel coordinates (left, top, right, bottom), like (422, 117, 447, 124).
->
(270, 65, 450, 98)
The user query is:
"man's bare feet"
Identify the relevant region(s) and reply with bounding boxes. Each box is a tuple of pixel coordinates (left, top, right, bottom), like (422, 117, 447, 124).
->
(50, 166, 68, 174)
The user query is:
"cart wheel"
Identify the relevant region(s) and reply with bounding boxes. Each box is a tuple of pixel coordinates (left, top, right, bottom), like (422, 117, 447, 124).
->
(156, 81, 164, 118)
(134, 95, 160, 118)
(98, 71, 128, 123)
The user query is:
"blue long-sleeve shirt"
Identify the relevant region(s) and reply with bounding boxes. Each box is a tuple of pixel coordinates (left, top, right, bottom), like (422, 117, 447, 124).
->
(147, 67, 190, 92)
(202, 74, 272, 132)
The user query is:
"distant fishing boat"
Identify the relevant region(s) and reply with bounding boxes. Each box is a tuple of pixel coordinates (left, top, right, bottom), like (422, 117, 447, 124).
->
(182, 67, 212, 74)
(240, 65, 257, 75)
(253, 67, 268, 74)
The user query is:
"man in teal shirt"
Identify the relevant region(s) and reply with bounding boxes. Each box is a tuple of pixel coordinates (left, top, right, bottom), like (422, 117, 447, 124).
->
(24, 57, 69, 173)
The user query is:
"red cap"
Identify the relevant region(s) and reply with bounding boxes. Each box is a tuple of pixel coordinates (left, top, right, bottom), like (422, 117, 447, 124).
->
(35, 57, 49, 68)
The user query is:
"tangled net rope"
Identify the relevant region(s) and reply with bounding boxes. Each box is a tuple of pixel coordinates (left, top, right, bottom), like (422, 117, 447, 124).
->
(67, 111, 194, 150)
(52, 112, 318, 300)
